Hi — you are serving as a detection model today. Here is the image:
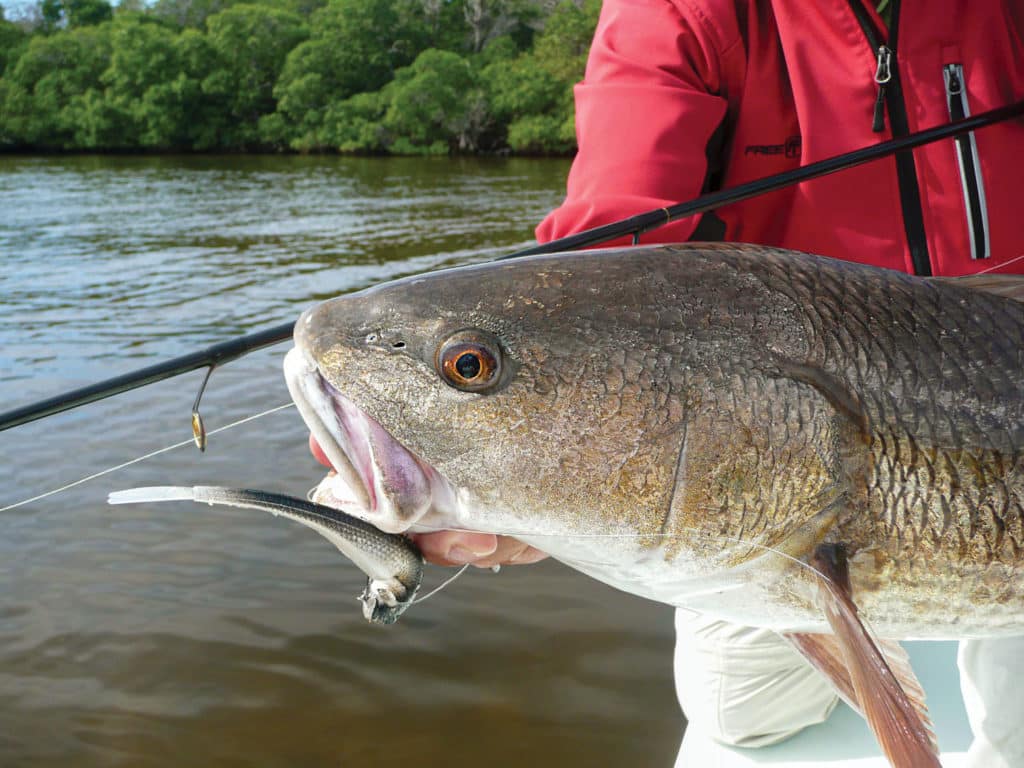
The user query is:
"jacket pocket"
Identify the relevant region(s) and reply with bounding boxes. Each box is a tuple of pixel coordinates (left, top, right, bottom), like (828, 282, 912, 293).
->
(943, 63, 990, 260)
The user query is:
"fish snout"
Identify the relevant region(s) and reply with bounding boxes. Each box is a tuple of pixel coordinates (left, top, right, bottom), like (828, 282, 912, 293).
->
(294, 295, 375, 367)
(293, 303, 330, 368)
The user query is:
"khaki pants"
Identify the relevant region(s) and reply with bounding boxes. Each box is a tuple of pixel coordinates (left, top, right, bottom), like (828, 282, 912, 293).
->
(672, 610, 1024, 766)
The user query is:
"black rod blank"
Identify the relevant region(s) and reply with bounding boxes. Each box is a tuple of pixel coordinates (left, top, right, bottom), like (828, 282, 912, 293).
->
(0, 322, 294, 431)
(2, 98, 1022, 433)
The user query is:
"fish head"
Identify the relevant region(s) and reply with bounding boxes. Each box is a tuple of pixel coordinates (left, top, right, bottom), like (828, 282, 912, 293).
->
(284, 250, 696, 546)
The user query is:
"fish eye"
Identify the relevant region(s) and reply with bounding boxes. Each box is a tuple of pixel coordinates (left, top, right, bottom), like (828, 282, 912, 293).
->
(436, 330, 502, 392)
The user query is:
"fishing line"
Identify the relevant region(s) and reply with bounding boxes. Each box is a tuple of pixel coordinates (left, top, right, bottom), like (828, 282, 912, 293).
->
(411, 523, 834, 585)
(977, 250, 1024, 274)
(0, 402, 295, 514)
(411, 564, 471, 605)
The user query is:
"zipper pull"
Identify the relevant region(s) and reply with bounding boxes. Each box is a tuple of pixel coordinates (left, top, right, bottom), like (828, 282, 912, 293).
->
(872, 45, 892, 132)
(944, 65, 962, 97)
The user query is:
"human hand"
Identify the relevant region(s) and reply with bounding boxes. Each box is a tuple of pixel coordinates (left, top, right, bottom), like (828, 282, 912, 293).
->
(308, 434, 548, 568)
(409, 530, 548, 568)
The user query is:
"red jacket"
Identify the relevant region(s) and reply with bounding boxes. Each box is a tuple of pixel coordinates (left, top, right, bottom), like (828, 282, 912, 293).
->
(536, 0, 1024, 277)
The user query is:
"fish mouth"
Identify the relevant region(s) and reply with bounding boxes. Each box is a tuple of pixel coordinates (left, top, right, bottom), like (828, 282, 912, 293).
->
(283, 347, 451, 534)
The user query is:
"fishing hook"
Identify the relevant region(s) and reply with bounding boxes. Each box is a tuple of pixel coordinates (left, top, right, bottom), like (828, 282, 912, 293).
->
(191, 366, 215, 452)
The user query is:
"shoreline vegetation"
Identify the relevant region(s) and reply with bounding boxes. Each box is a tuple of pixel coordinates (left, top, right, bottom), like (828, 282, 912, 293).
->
(0, 0, 599, 155)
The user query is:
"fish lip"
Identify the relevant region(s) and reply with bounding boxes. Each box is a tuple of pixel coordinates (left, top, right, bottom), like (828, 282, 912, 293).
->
(284, 346, 373, 515)
(316, 374, 381, 513)
(283, 346, 445, 534)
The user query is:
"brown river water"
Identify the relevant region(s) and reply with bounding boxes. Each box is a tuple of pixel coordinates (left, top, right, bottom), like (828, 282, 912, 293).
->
(0, 155, 683, 767)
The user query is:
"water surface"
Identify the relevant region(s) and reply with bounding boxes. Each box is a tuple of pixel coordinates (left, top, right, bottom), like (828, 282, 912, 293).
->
(0, 155, 683, 767)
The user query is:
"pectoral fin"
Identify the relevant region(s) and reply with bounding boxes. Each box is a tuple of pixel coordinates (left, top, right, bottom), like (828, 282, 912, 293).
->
(786, 544, 939, 767)
(785, 633, 932, 732)
(785, 632, 859, 711)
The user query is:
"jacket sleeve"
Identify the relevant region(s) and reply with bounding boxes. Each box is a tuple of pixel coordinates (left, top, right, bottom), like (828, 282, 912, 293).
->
(536, 0, 732, 245)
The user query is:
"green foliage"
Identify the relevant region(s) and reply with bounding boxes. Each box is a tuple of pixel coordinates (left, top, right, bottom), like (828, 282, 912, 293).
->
(0, 0, 600, 153)
(201, 3, 307, 148)
(479, 0, 599, 153)
(39, 0, 63, 29)
(0, 10, 28, 77)
(168, 29, 224, 148)
(0, 79, 28, 145)
(417, 0, 469, 52)
(460, 0, 541, 54)
(1, 23, 113, 147)
(67, 0, 113, 26)
(114, 0, 149, 16)
(150, 0, 231, 29)
(151, 0, 323, 30)
(382, 48, 483, 154)
(506, 111, 574, 153)
(531, 0, 600, 84)
(270, 0, 428, 150)
(483, 54, 560, 124)
(323, 89, 385, 152)
(90, 16, 213, 148)
(39, 0, 114, 29)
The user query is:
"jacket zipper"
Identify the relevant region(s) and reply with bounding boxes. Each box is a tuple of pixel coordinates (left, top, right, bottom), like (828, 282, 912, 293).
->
(943, 63, 990, 260)
(846, 0, 932, 276)
(872, 46, 891, 132)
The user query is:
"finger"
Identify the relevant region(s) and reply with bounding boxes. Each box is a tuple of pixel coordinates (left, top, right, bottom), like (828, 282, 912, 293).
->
(413, 531, 498, 566)
(413, 532, 547, 567)
(507, 542, 548, 564)
(470, 536, 548, 568)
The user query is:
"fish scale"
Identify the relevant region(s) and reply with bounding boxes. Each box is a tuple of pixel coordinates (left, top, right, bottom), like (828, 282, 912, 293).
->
(709, 247, 1024, 630)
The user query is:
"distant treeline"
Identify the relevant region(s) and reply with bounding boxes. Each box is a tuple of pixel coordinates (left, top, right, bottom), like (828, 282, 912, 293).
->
(0, 0, 599, 153)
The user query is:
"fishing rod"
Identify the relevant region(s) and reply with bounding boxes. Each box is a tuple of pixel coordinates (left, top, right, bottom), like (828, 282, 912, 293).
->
(2, 98, 1023, 437)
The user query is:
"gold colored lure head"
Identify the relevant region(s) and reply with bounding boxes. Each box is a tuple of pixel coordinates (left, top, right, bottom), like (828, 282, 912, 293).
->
(191, 410, 207, 452)
(191, 365, 215, 452)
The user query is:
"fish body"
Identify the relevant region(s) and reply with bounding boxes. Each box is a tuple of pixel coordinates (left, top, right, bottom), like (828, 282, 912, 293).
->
(283, 243, 1024, 639)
